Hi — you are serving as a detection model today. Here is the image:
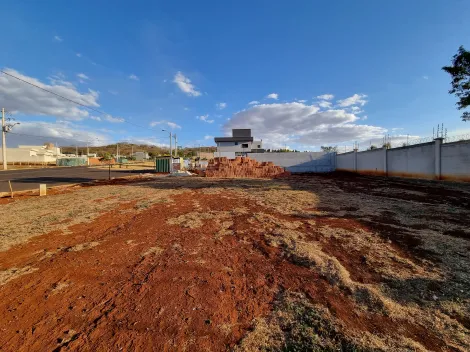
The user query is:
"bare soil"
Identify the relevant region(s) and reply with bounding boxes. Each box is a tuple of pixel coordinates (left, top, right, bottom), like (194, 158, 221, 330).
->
(0, 173, 469, 351)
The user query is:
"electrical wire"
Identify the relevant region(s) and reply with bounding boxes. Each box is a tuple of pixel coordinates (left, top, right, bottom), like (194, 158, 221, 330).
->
(0, 70, 150, 130)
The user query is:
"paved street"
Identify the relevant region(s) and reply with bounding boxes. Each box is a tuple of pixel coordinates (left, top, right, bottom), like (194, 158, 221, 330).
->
(0, 166, 155, 193)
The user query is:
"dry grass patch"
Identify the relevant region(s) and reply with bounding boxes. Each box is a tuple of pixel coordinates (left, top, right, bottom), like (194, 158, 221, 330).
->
(0, 184, 183, 251)
(167, 211, 231, 229)
(0, 266, 38, 286)
(66, 241, 100, 252)
(141, 246, 163, 257)
(235, 292, 364, 351)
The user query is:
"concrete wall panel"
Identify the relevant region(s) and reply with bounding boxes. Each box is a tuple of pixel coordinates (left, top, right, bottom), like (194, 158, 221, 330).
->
(337, 152, 355, 171)
(387, 143, 435, 179)
(249, 152, 335, 173)
(356, 149, 385, 175)
(441, 141, 470, 182)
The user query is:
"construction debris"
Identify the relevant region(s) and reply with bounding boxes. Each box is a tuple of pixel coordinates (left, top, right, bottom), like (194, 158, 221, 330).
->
(203, 157, 290, 178)
(168, 170, 195, 177)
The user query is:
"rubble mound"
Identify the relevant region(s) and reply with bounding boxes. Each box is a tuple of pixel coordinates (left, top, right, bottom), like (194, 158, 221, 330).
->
(204, 156, 290, 178)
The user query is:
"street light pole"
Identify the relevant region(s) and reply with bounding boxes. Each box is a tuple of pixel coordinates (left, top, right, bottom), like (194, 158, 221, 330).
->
(2, 108, 7, 170)
(173, 134, 177, 157)
(162, 130, 173, 173)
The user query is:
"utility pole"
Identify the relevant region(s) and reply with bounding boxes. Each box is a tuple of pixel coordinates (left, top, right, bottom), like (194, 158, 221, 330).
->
(116, 143, 119, 162)
(173, 134, 177, 157)
(86, 143, 90, 166)
(162, 130, 173, 172)
(2, 108, 7, 170)
(131, 145, 133, 159)
(75, 145, 78, 157)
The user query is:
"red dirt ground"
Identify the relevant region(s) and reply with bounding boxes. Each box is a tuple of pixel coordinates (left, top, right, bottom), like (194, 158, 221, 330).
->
(0, 174, 469, 351)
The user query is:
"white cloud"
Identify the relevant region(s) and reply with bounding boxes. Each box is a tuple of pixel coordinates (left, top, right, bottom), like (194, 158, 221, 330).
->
(124, 137, 168, 147)
(167, 122, 181, 129)
(0, 68, 100, 120)
(318, 101, 332, 109)
(216, 102, 227, 110)
(173, 71, 201, 97)
(296, 99, 307, 103)
(183, 107, 190, 111)
(48, 73, 75, 89)
(423, 75, 429, 80)
(337, 94, 368, 107)
(224, 101, 387, 149)
(9, 121, 110, 147)
(76, 53, 82, 57)
(196, 114, 214, 124)
(204, 135, 213, 140)
(149, 120, 181, 129)
(128, 74, 139, 81)
(104, 115, 124, 123)
(77, 73, 90, 84)
(108, 90, 118, 95)
(316, 94, 334, 100)
(54, 35, 63, 42)
(265, 93, 279, 100)
(90, 116, 101, 121)
(77, 73, 89, 80)
(248, 101, 260, 105)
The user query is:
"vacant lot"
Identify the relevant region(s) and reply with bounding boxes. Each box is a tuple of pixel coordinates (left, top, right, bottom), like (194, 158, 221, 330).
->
(0, 174, 469, 351)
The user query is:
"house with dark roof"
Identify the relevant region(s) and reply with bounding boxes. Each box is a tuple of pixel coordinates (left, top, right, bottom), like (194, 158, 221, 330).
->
(214, 129, 263, 158)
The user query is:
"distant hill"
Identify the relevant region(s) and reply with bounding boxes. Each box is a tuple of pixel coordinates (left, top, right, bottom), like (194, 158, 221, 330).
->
(60, 143, 216, 159)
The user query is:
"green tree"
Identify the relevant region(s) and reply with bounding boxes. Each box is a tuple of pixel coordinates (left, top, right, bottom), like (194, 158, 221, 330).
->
(99, 152, 113, 162)
(321, 146, 338, 152)
(369, 145, 377, 150)
(442, 46, 470, 121)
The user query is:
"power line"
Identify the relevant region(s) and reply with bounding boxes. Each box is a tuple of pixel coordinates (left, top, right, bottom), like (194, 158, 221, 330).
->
(1, 70, 108, 115)
(0, 70, 149, 130)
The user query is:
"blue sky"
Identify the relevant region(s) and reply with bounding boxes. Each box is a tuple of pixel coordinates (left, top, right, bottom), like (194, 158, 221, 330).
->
(1, 0, 470, 150)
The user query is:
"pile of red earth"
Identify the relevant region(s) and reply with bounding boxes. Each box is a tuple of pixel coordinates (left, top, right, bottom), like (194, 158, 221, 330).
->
(203, 156, 290, 178)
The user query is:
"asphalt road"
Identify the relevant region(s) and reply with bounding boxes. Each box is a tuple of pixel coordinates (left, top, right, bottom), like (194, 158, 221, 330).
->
(0, 166, 156, 193)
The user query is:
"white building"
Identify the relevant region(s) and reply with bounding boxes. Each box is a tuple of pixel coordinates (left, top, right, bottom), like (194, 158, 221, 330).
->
(214, 129, 263, 159)
(0, 144, 61, 163)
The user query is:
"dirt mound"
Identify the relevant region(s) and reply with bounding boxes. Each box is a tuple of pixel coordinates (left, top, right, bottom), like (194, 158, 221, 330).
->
(204, 156, 290, 178)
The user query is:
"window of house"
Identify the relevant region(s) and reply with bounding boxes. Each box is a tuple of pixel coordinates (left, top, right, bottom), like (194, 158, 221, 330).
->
(257, 145, 261, 148)
(235, 142, 239, 145)
(242, 143, 249, 148)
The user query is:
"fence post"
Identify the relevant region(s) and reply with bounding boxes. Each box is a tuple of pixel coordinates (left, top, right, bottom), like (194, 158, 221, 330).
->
(434, 137, 443, 180)
(383, 147, 388, 176)
(353, 148, 358, 172)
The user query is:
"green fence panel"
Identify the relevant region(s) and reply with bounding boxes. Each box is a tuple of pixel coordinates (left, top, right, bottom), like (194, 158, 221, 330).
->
(56, 157, 88, 166)
(156, 157, 170, 172)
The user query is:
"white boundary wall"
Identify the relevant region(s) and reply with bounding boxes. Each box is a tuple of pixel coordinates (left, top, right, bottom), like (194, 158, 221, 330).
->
(249, 152, 335, 173)
(336, 139, 470, 182)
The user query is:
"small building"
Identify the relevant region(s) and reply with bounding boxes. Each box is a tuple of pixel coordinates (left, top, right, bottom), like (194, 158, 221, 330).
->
(214, 129, 263, 158)
(133, 151, 150, 161)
